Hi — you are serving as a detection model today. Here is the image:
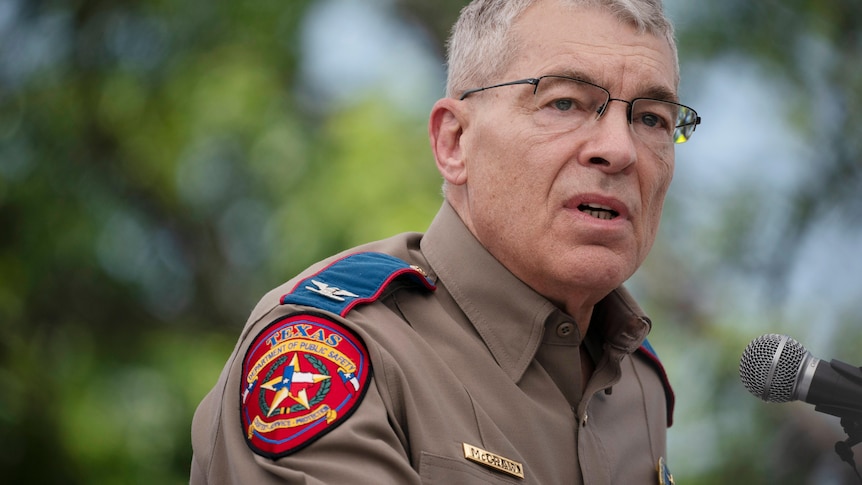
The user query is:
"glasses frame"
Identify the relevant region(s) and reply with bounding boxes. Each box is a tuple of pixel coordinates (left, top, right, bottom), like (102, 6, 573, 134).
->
(459, 75, 701, 144)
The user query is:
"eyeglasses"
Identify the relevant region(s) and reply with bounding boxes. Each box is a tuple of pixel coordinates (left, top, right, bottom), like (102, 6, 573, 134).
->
(459, 75, 701, 145)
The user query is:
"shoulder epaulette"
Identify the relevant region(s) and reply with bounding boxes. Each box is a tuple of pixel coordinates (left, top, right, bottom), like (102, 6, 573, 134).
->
(279, 252, 436, 317)
(637, 338, 675, 426)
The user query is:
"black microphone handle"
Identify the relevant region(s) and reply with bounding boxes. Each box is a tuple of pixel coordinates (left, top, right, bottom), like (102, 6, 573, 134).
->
(803, 359, 862, 419)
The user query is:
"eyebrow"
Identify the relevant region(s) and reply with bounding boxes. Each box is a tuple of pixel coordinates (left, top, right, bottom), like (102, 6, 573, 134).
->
(639, 85, 679, 103)
(551, 68, 596, 84)
(549, 68, 679, 102)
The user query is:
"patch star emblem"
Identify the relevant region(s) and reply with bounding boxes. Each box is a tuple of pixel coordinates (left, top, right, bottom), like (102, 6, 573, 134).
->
(305, 279, 359, 302)
(261, 353, 331, 414)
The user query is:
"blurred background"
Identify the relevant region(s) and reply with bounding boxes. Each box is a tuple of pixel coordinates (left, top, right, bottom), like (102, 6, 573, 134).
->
(2, 0, 861, 482)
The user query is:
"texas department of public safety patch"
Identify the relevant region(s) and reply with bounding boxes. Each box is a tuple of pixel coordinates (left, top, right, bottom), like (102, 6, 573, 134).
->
(240, 312, 371, 458)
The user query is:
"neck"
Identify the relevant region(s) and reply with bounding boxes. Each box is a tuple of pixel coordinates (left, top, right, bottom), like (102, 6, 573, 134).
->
(564, 302, 595, 337)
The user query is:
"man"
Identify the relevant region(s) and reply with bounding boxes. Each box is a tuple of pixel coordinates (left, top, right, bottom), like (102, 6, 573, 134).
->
(191, 0, 700, 483)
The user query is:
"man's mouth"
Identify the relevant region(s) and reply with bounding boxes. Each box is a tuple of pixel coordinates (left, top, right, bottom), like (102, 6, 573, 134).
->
(578, 203, 620, 220)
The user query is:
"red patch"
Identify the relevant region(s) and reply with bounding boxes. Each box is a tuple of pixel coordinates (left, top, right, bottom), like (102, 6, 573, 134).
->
(240, 312, 371, 458)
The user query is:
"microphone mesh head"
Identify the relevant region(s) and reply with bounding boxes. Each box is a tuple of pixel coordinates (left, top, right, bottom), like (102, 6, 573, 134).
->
(739, 334, 807, 403)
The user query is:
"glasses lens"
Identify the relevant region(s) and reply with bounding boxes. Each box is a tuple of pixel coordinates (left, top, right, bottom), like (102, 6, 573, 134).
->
(531, 76, 609, 129)
(631, 99, 699, 145)
(673, 106, 699, 144)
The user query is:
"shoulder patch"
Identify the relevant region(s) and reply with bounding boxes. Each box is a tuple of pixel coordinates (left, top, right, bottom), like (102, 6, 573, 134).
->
(637, 339, 675, 427)
(240, 312, 372, 458)
(280, 252, 435, 317)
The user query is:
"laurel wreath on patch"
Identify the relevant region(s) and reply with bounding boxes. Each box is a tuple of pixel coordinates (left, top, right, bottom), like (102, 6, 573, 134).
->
(258, 353, 331, 416)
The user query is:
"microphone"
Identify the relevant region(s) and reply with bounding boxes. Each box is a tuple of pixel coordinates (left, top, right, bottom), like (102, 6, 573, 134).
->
(739, 333, 862, 419)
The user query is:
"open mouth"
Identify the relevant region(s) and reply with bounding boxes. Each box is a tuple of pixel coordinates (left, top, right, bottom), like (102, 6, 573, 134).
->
(578, 203, 620, 220)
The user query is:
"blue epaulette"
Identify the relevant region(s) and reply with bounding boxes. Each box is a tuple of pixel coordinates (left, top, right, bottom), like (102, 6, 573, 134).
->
(280, 252, 436, 317)
(637, 339, 675, 426)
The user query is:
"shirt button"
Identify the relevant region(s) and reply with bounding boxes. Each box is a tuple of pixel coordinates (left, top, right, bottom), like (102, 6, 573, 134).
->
(556, 322, 575, 338)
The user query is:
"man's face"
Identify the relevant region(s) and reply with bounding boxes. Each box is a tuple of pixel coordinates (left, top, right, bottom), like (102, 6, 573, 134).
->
(452, 3, 678, 309)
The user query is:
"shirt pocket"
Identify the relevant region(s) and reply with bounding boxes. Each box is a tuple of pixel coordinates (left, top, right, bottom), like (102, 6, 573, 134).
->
(419, 451, 524, 485)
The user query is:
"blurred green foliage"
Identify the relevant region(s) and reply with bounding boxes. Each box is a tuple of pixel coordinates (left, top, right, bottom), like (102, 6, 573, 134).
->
(2, 0, 862, 483)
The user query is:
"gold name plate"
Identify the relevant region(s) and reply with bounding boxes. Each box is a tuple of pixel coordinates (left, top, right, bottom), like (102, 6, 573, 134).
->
(462, 443, 525, 479)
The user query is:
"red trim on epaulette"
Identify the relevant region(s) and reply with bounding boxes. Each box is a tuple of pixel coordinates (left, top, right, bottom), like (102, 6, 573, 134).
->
(240, 312, 372, 458)
(636, 343, 675, 427)
(280, 252, 436, 317)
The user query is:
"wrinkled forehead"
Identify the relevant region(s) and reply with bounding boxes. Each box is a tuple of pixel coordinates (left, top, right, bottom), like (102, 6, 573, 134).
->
(507, 3, 679, 90)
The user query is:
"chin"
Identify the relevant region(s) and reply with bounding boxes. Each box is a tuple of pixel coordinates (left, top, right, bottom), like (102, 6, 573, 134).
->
(556, 248, 636, 288)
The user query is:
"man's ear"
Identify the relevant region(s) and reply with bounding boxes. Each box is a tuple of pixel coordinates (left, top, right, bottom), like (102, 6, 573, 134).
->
(429, 98, 468, 186)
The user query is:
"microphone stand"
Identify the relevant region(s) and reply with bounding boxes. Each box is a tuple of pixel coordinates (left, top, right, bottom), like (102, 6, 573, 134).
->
(834, 416, 862, 483)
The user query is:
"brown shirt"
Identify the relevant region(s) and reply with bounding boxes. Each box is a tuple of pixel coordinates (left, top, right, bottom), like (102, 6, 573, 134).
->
(191, 202, 672, 484)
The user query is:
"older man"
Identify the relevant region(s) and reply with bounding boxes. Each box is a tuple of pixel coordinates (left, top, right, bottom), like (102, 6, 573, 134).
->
(191, 0, 699, 483)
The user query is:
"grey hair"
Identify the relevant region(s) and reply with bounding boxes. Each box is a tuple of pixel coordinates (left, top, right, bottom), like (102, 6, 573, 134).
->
(445, 0, 679, 98)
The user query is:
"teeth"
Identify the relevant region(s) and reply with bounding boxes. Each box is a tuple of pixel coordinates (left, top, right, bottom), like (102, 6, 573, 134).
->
(583, 210, 615, 220)
(578, 203, 619, 220)
(584, 203, 613, 211)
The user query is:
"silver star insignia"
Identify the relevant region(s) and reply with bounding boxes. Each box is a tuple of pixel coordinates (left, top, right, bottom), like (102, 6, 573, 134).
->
(305, 280, 360, 302)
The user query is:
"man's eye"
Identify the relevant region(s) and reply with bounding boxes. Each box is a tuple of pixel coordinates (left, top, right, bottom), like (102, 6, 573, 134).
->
(552, 98, 575, 111)
(639, 113, 666, 129)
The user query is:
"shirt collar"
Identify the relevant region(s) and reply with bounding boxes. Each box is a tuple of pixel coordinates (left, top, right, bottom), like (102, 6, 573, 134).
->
(420, 202, 651, 381)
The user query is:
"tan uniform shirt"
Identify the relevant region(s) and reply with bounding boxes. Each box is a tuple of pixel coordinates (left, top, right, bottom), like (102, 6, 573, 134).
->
(191, 202, 673, 484)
